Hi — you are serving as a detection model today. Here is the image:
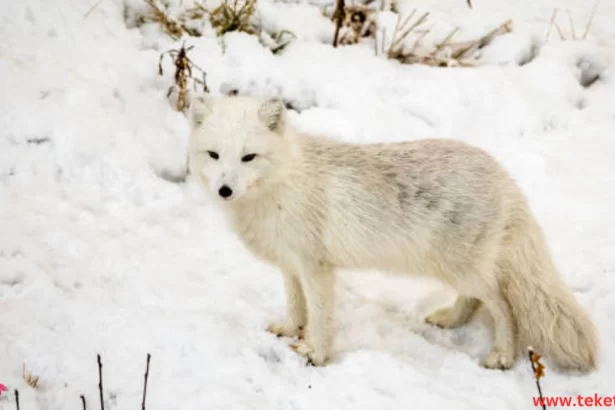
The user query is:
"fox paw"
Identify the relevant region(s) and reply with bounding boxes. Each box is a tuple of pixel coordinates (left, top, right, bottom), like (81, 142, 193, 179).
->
(266, 321, 303, 338)
(480, 348, 514, 370)
(290, 341, 326, 366)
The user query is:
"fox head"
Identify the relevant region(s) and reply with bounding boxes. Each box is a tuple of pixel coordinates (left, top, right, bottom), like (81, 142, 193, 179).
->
(187, 94, 289, 203)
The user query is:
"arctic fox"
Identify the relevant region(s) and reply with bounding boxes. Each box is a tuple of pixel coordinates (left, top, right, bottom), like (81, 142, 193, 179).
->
(187, 94, 598, 371)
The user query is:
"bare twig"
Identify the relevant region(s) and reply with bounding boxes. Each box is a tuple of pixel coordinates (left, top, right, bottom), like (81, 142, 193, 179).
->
(332, 0, 346, 47)
(545, 9, 557, 41)
(528, 347, 547, 410)
(84, 0, 104, 18)
(565, 9, 576, 40)
(554, 21, 565, 40)
(142, 353, 151, 410)
(582, 0, 600, 40)
(97, 354, 105, 410)
(81, 394, 87, 410)
(15, 390, 20, 410)
(195, 72, 210, 94)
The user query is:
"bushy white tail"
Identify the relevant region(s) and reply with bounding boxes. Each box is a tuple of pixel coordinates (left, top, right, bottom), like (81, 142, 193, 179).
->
(499, 212, 598, 372)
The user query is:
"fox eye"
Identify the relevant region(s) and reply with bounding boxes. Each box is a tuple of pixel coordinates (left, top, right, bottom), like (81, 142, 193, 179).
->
(207, 151, 219, 160)
(241, 153, 257, 162)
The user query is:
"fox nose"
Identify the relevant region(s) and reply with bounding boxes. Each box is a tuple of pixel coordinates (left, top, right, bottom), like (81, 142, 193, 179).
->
(218, 185, 233, 199)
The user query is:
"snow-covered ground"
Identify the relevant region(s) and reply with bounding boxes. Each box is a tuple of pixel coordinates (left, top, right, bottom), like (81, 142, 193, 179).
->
(1, 0, 614, 408)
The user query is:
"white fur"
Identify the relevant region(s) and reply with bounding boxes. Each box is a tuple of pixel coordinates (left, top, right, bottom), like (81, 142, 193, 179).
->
(188, 94, 598, 371)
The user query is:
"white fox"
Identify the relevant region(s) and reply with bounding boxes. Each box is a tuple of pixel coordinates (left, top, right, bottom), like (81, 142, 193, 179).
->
(187, 94, 598, 372)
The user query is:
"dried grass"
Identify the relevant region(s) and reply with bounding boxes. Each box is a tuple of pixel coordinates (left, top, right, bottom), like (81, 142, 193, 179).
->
(158, 42, 210, 112)
(258, 29, 297, 54)
(22, 364, 39, 389)
(330, 4, 378, 46)
(209, 0, 258, 36)
(385, 10, 512, 67)
(545, 2, 599, 42)
(141, 0, 202, 39)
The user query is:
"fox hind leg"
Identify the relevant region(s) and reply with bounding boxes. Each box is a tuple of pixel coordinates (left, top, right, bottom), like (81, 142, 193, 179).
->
(427, 261, 517, 370)
(425, 296, 482, 328)
(478, 294, 517, 369)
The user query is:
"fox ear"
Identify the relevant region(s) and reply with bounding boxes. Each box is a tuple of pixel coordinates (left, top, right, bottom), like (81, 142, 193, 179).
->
(189, 94, 214, 129)
(257, 97, 286, 133)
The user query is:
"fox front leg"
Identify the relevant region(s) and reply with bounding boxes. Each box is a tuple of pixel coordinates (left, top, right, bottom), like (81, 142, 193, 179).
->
(267, 270, 307, 339)
(290, 263, 335, 366)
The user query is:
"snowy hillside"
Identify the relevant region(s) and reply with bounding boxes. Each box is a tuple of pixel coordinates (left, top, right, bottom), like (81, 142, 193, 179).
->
(1, 0, 614, 408)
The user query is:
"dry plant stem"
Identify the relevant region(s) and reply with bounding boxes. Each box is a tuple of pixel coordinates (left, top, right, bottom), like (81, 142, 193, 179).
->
(451, 19, 511, 60)
(83, 0, 104, 18)
(566, 9, 576, 40)
(97, 354, 104, 410)
(546, 9, 567, 41)
(144, 0, 182, 39)
(15, 390, 20, 410)
(387, 15, 510, 67)
(237, 0, 254, 19)
(274, 33, 294, 53)
(194, 73, 210, 93)
(528, 348, 547, 410)
(388, 10, 429, 57)
(582, 0, 599, 40)
(81, 394, 87, 410)
(210, 0, 257, 35)
(554, 22, 565, 40)
(143, 0, 201, 39)
(434, 27, 459, 52)
(142, 353, 151, 410)
(159, 43, 209, 111)
(330, 5, 377, 45)
(22, 363, 40, 388)
(410, 26, 432, 54)
(387, 8, 415, 54)
(332, 0, 345, 47)
(545, 9, 557, 41)
(194, 3, 208, 14)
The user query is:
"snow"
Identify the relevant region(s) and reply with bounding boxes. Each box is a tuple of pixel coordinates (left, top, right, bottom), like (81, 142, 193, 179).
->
(1, 0, 614, 408)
